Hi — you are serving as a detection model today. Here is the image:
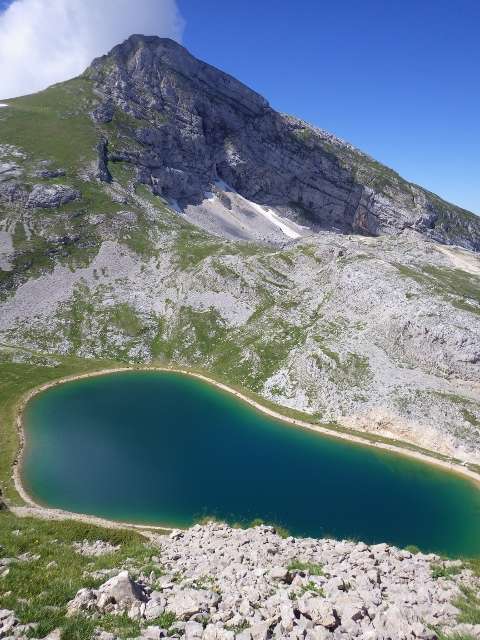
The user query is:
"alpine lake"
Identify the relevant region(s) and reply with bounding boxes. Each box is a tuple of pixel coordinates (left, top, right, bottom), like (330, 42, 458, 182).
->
(22, 371, 480, 557)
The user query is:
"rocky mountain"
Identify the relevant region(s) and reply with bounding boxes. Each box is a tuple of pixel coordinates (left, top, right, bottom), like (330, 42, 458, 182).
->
(83, 36, 480, 249)
(0, 35, 479, 464)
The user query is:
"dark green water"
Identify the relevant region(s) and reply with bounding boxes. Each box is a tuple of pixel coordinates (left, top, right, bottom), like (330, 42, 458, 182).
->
(23, 372, 480, 556)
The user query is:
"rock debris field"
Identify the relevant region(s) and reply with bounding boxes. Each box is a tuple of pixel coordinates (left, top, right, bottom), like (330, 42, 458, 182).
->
(3, 523, 478, 640)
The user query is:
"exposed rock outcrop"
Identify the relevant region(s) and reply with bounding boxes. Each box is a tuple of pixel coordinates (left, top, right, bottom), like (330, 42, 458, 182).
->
(96, 136, 112, 183)
(72, 538, 119, 557)
(67, 570, 148, 617)
(0, 182, 80, 209)
(26, 184, 80, 209)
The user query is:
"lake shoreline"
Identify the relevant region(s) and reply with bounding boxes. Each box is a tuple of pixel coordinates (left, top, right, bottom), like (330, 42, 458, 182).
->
(12, 365, 480, 531)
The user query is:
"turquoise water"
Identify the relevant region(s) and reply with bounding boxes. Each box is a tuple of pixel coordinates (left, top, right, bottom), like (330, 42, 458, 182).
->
(23, 371, 480, 556)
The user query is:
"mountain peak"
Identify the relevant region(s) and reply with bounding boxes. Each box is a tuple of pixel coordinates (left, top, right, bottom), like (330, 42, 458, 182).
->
(87, 33, 270, 118)
(95, 33, 189, 66)
(81, 34, 480, 250)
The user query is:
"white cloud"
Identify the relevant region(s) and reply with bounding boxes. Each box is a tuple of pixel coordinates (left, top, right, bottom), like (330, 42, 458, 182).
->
(0, 0, 184, 99)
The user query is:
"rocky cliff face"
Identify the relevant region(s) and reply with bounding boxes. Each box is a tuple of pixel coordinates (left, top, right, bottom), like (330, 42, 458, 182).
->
(86, 35, 479, 250)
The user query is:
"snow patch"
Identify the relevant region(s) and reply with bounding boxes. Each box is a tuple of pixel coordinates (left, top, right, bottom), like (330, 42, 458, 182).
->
(248, 201, 302, 240)
(0, 104, 9, 108)
(214, 181, 304, 240)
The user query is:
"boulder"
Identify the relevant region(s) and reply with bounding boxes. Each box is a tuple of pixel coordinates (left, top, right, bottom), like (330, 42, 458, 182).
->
(249, 619, 277, 640)
(96, 633, 118, 640)
(33, 168, 66, 179)
(168, 588, 219, 619)
(43, 629, 62, 640)
(279, 603, 296, 632)
(27, 183, 80, 208)
(142, 626, 168, 640)
(97, 570, 147, 607)
(66, 588, 97, 616)
(0, 162, 21, 181)
(144, 596, 166, 620)
(72, 539, 119, 557)
(269, 565, 289, 582)
(202, 624, 234, 640)
(298, 597, 337, 629)
(0, 609, 17, 638)
(304, 629, 332, 640)
(184, 620, 204, 639)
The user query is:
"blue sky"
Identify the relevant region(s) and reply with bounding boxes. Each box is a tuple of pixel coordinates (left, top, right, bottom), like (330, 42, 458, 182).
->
(0, 0, 478, 213)
(178, 0, 480, 214)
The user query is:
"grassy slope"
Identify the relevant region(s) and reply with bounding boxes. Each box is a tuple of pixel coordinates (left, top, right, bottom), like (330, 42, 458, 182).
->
(0, 77, 123, 293)
(395, 263, 480, 316)
(0, 510, 173, 640)
(0, 78, 97, 172)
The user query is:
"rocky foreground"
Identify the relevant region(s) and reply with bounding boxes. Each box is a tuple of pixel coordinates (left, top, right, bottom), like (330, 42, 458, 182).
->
(3, 522, 478, 640)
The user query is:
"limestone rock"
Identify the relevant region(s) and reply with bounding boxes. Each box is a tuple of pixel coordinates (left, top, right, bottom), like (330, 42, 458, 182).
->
(269, 566, 289, 582)
(168, 588, 220, 619)
(298, 597, 337, 629)
(26, 183, 80, 208)
(184, 621, 203, 639)
(97, 570, 147, 607)
(32, 168, 66, 179)
(51, 523, 480, 639)
(66, 588, 97, 616)
(72, 539, 119, 557)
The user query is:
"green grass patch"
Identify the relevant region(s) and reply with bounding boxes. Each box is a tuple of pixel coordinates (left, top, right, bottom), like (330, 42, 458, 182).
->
(147, 611, 177, 630)
(430, 562, 463, 580)
(394, 263, 480, 316)
(297, 580, 325, 597)
(287, 559, 324, 576)
(1, 78, 97, 173)
(436, 633, 477, 640)
(466, 557, 480, 577)
(173, 228, 224, 270)
(111, 303, 145, 337)
(404, 545, 421, 555)
(225, 621, 249, 634)
(454, 586, 480, 624)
